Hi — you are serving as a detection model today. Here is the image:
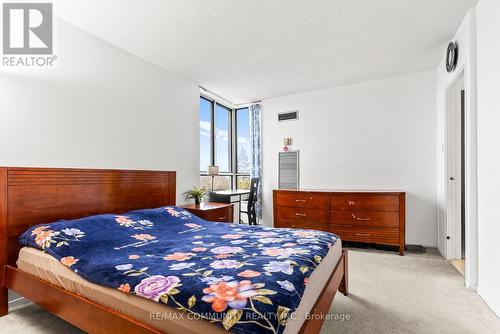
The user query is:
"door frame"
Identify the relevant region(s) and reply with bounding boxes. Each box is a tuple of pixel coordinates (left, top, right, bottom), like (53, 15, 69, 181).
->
(444, 66, 478, 290)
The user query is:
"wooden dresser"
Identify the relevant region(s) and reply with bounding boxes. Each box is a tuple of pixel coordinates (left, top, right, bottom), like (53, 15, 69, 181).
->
(273, 190, 406, 255)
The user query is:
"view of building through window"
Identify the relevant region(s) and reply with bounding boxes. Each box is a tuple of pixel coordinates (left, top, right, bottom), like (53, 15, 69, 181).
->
(200, 175, 232, 191)
(237, 108, 250, 173)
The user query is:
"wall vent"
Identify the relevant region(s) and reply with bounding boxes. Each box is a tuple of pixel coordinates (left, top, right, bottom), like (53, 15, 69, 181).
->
(278, 110, 299, 122)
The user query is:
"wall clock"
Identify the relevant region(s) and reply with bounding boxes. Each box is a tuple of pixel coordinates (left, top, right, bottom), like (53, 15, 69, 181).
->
(446, 41, 458, 73)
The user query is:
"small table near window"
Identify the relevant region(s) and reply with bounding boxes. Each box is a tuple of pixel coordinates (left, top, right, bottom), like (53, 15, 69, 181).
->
(208, 189, 250, 224)
(182, 202, 233, 223)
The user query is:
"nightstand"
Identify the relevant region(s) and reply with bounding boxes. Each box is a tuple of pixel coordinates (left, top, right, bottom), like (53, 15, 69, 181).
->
(182, 202, 234, 223)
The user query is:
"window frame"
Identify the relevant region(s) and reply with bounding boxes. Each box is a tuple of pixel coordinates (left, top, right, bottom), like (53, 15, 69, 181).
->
(199, 96, 250, 190)
(214, 103, 232, 173)
(199, 96, 214, 174)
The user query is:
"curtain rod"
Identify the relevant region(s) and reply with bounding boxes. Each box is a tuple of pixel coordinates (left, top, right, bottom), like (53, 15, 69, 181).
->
(236, 101, 262, 108)
(199, 86, 236, 106)
(199, 86, 261, 108)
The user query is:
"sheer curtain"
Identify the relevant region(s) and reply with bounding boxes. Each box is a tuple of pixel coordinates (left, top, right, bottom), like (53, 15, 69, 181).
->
(249, 103, 263, 219)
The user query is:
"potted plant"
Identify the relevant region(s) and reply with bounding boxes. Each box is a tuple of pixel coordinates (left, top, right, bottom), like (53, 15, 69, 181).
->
(184, 186, 208, 206)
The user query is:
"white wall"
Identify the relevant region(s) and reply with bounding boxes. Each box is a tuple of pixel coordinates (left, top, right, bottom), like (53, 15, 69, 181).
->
(262, 71, 438, 247)
(476, 0, 500, 317)
(0, 20, 200, 204)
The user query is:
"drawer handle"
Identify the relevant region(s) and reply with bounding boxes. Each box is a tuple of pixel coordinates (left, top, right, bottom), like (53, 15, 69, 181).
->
(348, 200, 356, 206)
(295, 199, 306, 202)
(218, 216, 227, 220)
(295, 213, 307, 217)
(352, 214, 370, 221)
(356, 233, 371, 236)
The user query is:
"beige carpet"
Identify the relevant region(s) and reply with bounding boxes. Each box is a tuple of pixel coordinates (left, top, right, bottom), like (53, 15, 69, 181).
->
(324, 248, 499, 333)
(1, 248, 499, 334)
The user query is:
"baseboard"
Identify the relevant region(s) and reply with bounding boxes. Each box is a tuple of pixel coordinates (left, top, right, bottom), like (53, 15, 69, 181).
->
(477, 287, 500, 318)
(8, 296, 30, 309)
(406, 244, 426, 252)
(465, 282, 478, 292)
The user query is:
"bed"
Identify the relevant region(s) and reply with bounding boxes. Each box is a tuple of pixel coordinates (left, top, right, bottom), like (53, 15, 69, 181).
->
(0, 167, 348, 334)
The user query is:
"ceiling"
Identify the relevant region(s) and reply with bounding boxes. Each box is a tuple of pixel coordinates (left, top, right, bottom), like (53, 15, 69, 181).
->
(54, 0, 478, 104)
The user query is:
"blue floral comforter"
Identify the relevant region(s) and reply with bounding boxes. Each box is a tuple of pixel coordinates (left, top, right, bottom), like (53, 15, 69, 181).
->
(20, 206, 339, 334)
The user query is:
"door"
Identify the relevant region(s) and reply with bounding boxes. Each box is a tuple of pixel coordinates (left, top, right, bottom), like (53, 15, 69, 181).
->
(445, 73, 465, 261)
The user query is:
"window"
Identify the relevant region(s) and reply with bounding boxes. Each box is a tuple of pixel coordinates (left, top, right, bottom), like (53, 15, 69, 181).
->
(199, 97, 212, 172)
(215, 104, 231, 172)
(236, 175, 251, 190)
(199, 97, 251, 190)
(200, 175, 232, 191)
(236, 107, 251, 190)
(236, 108, 250, 173)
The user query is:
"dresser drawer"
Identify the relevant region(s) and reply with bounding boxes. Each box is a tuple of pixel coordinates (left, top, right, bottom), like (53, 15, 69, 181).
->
(331, 226, 399, 246)
(275, 219, 330, 232)
(277, 207, 329, 224)
(331, 211, 399, 228)
(331, 194, 399, 212)
(276, 192, 329, 209)
(203, 207, 233, 223)
(275, 207, 329, 232)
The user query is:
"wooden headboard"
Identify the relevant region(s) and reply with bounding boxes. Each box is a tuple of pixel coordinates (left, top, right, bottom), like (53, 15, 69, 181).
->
(0, 167, 176, 267)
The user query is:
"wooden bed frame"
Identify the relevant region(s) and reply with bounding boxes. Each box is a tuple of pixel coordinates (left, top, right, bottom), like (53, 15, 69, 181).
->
(0, 167, 348, 334)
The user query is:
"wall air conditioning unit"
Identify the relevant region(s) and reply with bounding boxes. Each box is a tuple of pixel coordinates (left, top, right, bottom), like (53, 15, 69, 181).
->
(278, 151, 299, 189)
(277, 110, 299, 123)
